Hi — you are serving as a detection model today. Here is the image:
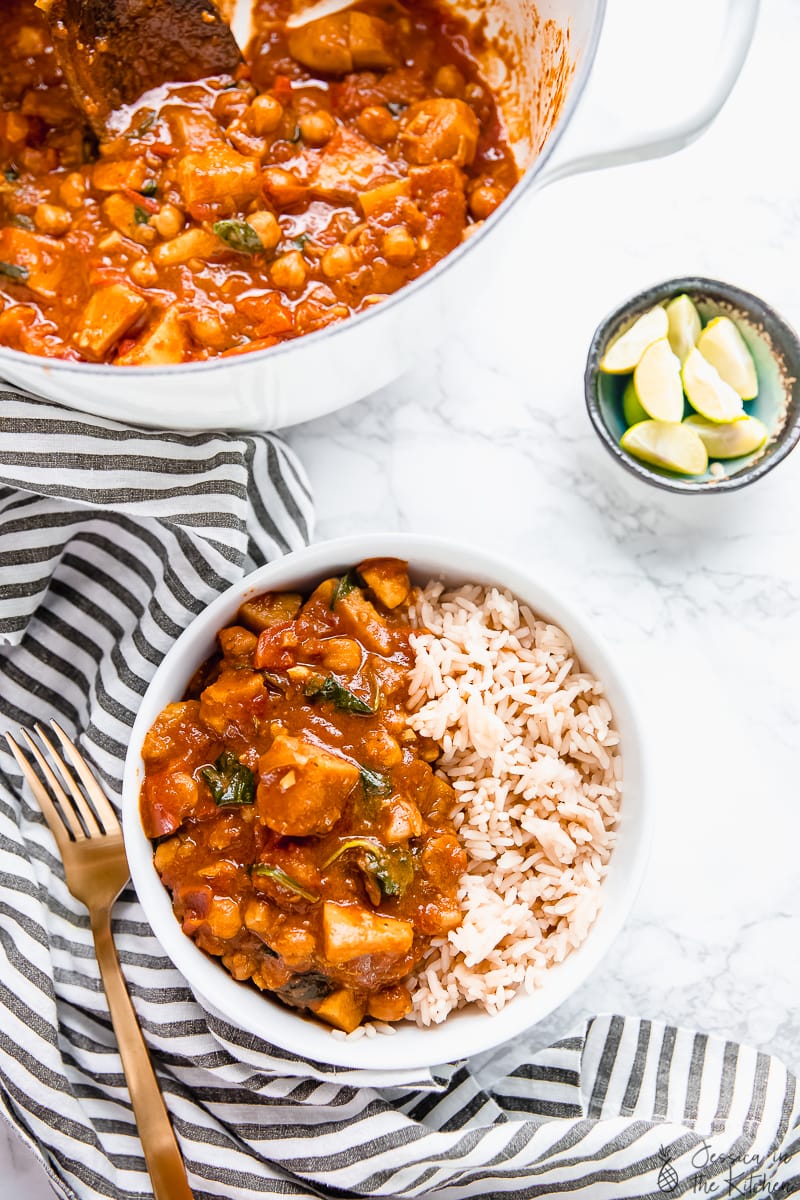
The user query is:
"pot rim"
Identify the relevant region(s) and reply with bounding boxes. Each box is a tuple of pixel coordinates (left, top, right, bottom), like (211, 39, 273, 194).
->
(0, 1, 606, 380)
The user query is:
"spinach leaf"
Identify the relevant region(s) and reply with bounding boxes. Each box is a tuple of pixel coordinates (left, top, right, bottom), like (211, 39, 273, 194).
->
(126, 109, 157, 139)
(292, 232, 310, 252)
(12, 215, 34, 230)
(368, 846, 413, 898)
(133, 205, 150, 225)
(200, 751, 255, 806)
(323, 838, 413, 899)
(304, 673, 378, 715)
(360, 766, 392, 798)
(214, 218, 264, 255)
(141, 179, 158, 198)
(252, 863, 319, 902)
(0, 261, 29, 283)
(386, 101, 406, 116)
(329, 569, 360, 609)
(4, 167, 19, 183)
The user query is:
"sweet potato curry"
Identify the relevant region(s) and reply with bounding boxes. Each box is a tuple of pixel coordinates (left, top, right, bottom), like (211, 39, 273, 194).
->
(140, 559, 466, 1032)
(0, 0, 517, 364)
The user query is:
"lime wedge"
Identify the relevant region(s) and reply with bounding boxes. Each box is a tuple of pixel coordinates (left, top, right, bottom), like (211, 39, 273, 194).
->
(683, 414, 768, 459)
(633, 338, 684, 421)
(621, 420, 708, 476)
(666, 293, 701, 363)
(682, 347, 745, 422)
(696, 317, 758, 400)
(622, 378, 648, 426)
(600, 305, 669, 374)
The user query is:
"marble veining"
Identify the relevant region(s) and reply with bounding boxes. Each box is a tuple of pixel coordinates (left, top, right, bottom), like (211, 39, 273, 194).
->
(4, 0, 799, 1190)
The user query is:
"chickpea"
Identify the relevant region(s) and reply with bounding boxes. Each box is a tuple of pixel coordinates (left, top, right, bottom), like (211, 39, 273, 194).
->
(270, 249, 308, 291)
(356, 105, 396, 146)
(151, 202, 184, 239)
(381, 225, 416, 266)
(247, 210, 281, 252)
(434, 64, 466, 98)
(248, 94, 284, 136)
(227, 125, 268, 159)
(321, 243, 355, 279)
(33, 203, 71, 236)
(261, 166, 306, 209)
(465, 82, 484, 105)
(298, 109, 336, 147)
(130, 258, 159, 286)
(187, 309, 227, 349)
(469, 183, 505, 221)
(213, 88, 250, 126)
(59, 172, 87, 209)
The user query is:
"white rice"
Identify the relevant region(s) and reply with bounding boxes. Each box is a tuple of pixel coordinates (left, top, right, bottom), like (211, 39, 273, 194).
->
(404, 580, 622, 1027)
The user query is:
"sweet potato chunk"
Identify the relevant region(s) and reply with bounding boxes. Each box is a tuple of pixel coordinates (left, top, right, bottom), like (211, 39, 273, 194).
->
(313, 986, 365, 1033)
(141, 769, 199, 838)
(288, 13, 395, 75)
(199, 669, 267, 737)
(177, 141, 260, 212)
(102, 193, 155, 244)
(322, 901, 413, 964)
(358, 558, 410, 609)
(336, 587, 393, 654)
(258, 732, 359, 836)
(358, 177, 410, 219)
(92, 157, 149, 192)
(141, 700, 213, 768)
(72, 283, 147, 359)
(239, 592, 302, 633)
(310, 127, 394, 204)
(116, 304, 187, 365)
(0, 227, 65, 300)
(116, 305, 190, 365)
(400, 98, 479, 167)
(409, 162, 467, 265)
(218, 625, 258, 661)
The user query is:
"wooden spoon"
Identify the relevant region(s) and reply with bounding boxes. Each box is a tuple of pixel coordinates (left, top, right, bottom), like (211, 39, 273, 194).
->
(35, 0, 243, 137)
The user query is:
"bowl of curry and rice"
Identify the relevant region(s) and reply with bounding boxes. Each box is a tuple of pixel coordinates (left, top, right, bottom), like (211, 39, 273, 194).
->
(122, 534, 650, 1070)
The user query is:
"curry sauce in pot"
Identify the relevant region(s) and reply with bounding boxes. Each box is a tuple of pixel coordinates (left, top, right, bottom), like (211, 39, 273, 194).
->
(0, 0, 517, 365)
(140, 559, 466, 1032)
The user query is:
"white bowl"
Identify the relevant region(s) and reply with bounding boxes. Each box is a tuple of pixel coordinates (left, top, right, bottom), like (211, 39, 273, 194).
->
(122, 533, 651, 1071)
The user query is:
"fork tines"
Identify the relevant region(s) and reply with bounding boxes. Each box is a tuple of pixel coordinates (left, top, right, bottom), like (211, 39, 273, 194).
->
(4, 722, 120, 844)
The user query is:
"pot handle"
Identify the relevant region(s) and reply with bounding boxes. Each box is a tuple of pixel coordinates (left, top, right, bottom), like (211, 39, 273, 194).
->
(534, 0, 759, 188)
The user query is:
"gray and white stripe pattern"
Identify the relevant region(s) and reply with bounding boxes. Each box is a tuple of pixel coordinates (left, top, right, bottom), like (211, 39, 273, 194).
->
(1, 391, 798, 1199)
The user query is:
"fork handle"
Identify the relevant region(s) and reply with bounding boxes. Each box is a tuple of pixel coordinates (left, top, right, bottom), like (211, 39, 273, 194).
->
(91, 913, 195, 1200)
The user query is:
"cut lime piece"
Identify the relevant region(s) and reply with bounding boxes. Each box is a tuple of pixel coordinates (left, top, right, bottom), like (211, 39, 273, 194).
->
(666, 293, 701, 363)
(621, 420, 708, 476)
(622, 378, 649, 426)
(696, 316, 758, 400)
(682, 347, 745, 422)
(683, 414, 768, 459)
(600, 305, 669, 374)
(633, 337, 684, 422)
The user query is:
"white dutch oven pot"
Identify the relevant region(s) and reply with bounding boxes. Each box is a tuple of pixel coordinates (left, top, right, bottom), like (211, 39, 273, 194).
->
(0, 0, 759, 429)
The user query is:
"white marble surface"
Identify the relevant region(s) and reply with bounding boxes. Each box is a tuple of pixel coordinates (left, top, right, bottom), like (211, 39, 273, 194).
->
(6, 0, 799, 1192)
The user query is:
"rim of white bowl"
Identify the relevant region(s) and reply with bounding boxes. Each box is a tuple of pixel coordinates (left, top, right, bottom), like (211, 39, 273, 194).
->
(122, 532, 652, 1071)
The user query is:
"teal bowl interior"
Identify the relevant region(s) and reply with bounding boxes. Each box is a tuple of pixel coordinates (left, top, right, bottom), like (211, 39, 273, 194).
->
(586, 277, 800, 494)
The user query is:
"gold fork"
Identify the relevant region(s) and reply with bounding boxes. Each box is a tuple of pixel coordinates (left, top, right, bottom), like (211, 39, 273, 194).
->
(5, 721, 194, 1200)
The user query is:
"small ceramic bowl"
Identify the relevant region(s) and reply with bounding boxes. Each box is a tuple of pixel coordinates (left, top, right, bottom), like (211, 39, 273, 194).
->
(122, 533, 651, 1072)
(585, 277, 800, 494)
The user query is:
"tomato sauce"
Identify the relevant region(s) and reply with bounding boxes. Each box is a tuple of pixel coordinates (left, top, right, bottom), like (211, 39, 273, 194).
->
(0, 0, 518, 365)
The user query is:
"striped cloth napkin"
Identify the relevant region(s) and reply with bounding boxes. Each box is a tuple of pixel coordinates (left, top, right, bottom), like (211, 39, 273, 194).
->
(1, 390, 799, 1200)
